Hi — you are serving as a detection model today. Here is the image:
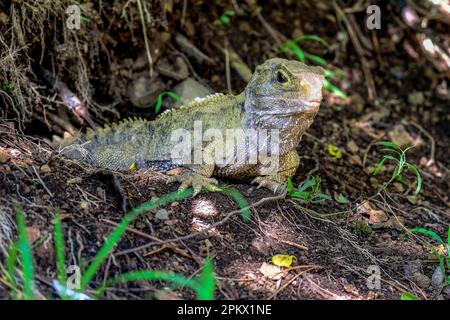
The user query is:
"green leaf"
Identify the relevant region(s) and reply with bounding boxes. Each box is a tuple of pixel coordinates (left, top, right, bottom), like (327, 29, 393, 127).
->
(375, 141, 400, 149)
(316, 193, 333, 201)
(323, 79, 347, 99)
(373, 158, 387, 175)
(224, 10, 236, 16)
(283, 41, 305, 63)
(294, 34, 329, 48)
(290, 191, 312, 200)
(383, 155, 400, 163)
(15, 205, 36, 300)
(336, 194, 349, 204)
(286, 177, 295, 195)
(220, 15, 231, 25)
(401, 292, 419, 300)
(299, 177, 318, 192)
(404, 162, 422, 194)
(411, 228, 444, 244)
(155, 92, 181, 114)
(304, 52, 327, 66)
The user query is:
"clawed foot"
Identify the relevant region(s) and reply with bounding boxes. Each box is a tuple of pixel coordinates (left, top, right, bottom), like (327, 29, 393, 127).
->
(251, 176, 286, 194)
(167, 172, 220, 196)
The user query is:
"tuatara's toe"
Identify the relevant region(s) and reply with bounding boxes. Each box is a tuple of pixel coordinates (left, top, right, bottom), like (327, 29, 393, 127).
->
(169, 172, 219, 196)
(251, 177, 285, 194)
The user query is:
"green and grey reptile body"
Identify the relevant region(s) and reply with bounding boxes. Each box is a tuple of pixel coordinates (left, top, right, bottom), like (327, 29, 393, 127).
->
(60, 58, 325, 194)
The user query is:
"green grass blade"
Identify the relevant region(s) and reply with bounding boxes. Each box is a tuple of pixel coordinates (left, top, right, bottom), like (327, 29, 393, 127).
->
(6, 243, 19, 299)
(411, 228, 444, 244)
(304, 52, 327, 66)
(323, 79, 347, 99)
(286, 177, 295, 195)
(216, 186, 251, 222)
(294, 34, 329, 47)
(195, 257, 215, 300)
(299, 177, 318, 192)
(375, 141, 400, 149)
(80, 188, 194, 290)
(155, 92, 182, 114)
(404, 163, 422, 194)
(54, 215, 67, 285)
(373, 158, 387, 175)
(282, 41, 305, 63)
(107, 270, 197, 289)
(15, 205, 36, 300)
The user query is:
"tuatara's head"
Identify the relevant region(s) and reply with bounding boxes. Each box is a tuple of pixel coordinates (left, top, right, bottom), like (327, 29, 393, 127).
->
(244, 58, 324, 127)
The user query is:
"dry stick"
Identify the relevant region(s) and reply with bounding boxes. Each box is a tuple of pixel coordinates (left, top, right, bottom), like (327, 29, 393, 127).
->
(333, 0, 377, 100)
(136, 0, 153, 78)
(254, 9, 287, 48)
(31, 165, 54, 197)
(114, 192, 287, 257)
(277, 239, 308, 251)
(267, 267, 318, 300)
(224, 39, 232, 94)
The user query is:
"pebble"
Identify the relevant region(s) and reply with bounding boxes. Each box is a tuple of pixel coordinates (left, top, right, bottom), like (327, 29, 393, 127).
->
(414, 272, 431, 289)
(431, 266, 445, 287)
(172, 78, 213, 108)
(155, 208, 169, 220)
(0, 148, 10, 163)
(40, 164, 52, 173)
(408, 91, 425, 105)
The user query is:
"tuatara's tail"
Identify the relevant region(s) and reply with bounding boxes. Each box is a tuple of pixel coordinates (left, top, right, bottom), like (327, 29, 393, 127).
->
(58, 117, 151, 169)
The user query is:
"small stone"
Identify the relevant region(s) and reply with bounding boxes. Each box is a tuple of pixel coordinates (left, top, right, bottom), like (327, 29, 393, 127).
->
(259, 262, 283, 280)
(393, 182, 405, 193)
(26, 227, 41, 244)
(40, 164, 52, 173)
(134, 221, 146, 230)
(387, 124, 415, 149)
(0, 148, 10, 163)
(155, 208, 169, 220)
(414, 272, 431, 289)
(346, 140, 359, 153)
(172, 78, 213, 108)
(408, 91, 425, 105)
(129, 74, 166, 108)
(80, 201, 89, 210)
(407, 195, 418, 204)
(166, 167, 183, 176)
(431, 266, 445, 287)
(67, 177, 82, 184)
(164, 219, 178, 226)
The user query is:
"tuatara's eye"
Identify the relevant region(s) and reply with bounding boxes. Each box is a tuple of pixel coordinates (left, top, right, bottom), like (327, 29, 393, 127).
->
(276, 70, 288, 84)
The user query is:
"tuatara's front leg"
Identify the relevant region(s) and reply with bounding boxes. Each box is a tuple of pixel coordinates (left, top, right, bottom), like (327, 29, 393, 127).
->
(252, 150, 300, 194)
(168, 164, 220, 196)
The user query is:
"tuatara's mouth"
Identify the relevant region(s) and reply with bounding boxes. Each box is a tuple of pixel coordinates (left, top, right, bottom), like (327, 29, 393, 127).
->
(299, 99, 321, 112)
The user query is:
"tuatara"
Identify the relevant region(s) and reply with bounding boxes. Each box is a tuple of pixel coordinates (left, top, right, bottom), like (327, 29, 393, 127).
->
(59, 58, 324, 195)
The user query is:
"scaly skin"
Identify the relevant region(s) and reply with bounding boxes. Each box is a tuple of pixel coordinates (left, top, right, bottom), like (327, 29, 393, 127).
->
(60, 58, 324, 195)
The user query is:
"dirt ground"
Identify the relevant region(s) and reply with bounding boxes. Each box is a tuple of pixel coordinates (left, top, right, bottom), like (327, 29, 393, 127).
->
(0, 0, 449, 300)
